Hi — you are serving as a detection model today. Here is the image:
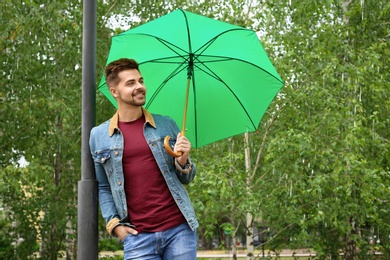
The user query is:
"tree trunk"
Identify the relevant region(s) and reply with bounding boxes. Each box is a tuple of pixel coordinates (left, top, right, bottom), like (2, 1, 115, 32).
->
(232, 234, 238, 260)
(65, 218, 76, 260)
(344, 235, 357, 260)
(244, 133, 254, 260)
(246, 213, 254, 260)
(344, 216, 357, 260)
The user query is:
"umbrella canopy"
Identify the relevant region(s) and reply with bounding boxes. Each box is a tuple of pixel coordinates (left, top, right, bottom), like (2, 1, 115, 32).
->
(98, 9, 284, 148)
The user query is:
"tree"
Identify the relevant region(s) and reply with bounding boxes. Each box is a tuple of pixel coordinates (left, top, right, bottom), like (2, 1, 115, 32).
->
(0, 1, 86, 258)
(256, 1, 390, 259)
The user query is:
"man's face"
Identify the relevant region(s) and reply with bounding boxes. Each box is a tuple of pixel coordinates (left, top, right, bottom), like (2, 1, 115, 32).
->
(110, 69, 146, 107)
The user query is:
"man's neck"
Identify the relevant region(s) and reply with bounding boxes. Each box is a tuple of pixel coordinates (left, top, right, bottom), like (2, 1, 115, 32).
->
(118, 106, 143, 122)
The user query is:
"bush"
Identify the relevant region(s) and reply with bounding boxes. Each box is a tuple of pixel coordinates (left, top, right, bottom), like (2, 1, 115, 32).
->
(0, 212, 15, 259)
(99, 238, 123, 252)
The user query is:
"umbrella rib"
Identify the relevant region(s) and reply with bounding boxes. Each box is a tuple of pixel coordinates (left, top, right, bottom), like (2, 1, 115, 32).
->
(180, 9, 193, 54)
(191, 28, 284, 84)
(193, 28, 245, 56)
(145, 62, 188, 109)
(98, 56, 186, 89)
(194, 55, 284, 85)
(193, 61, 258, 130)
(119, 33, 190, 60)
(138, 55, 193, 66)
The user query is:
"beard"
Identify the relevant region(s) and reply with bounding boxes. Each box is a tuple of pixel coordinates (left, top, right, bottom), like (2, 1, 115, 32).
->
(118, 91, 146, 107)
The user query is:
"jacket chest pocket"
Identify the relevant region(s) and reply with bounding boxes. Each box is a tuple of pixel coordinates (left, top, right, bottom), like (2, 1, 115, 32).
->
(94, 150, 113, 176)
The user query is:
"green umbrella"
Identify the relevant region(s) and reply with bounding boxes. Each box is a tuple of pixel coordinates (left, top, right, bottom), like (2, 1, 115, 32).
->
(98, 9, 283, 155)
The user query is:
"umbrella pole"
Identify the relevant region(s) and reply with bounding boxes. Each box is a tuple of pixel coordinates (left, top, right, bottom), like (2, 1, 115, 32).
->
(164, 76, 191, 158)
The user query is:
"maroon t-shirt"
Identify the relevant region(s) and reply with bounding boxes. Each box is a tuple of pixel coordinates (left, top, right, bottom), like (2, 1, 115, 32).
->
(118, 116, 185, 233)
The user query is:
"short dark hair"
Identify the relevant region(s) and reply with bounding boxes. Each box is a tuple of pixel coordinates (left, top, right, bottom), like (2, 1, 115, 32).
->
(105, 58, 140, 89)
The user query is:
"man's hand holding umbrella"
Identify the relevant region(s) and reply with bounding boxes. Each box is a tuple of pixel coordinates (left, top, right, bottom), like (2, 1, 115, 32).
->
(174, 133, 192, 172)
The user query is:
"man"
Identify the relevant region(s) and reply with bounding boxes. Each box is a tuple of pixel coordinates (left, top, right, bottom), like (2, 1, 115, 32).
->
(89, 58, 198, 259)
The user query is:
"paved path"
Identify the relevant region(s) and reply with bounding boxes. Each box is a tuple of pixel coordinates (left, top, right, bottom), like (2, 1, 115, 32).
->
(99, 249, 382, 258)
(196, 250, 317, 258)
(98, 249, 318, 258)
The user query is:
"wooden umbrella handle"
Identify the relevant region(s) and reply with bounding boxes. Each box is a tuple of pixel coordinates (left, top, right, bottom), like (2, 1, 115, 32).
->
(164, 135, 182, 158)
(164, 77, 191, 158)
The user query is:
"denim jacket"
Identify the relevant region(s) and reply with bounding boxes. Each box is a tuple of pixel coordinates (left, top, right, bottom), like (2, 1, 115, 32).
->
(89, 108, 198, 235)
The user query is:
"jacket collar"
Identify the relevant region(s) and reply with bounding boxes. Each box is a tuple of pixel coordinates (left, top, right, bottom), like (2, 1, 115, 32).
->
(108, 107, 156, 136)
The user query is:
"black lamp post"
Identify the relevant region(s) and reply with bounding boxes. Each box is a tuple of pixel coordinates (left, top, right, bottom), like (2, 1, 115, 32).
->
(77, 0, 98, 259)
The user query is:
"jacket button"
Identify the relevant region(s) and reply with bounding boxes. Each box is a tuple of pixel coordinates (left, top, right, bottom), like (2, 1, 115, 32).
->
(118, 181, 122, 186)
(114, 151, 119, 156)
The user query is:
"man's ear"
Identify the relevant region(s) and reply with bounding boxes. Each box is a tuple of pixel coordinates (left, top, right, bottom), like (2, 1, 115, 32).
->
(109, 87, 118, 97)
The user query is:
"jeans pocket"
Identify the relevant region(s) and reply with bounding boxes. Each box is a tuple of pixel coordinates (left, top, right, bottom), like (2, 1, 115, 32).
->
(121, 232, 131, 243)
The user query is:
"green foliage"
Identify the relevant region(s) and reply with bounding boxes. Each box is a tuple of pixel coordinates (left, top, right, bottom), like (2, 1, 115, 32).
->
(0, 166, 40, 258)
(0, 161, 73, 258)
(257, 0, 390, 258)
(1, 1, 89, 258)
(0, 211, 15, 260)
(1, 0, 389, 259)
(189, 139, 248, 243)
(98, 238, 123, 252)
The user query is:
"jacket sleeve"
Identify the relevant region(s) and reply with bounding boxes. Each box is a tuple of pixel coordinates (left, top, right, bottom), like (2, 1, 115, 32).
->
(175, 160, 196, 184)
(89, 127, 121, 236)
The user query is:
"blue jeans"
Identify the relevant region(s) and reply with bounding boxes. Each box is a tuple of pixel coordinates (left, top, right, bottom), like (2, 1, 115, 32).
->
(122, 223, 197, 260)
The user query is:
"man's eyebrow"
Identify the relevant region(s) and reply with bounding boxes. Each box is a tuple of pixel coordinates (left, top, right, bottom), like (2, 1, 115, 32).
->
(123, 76, 143, 85)
(125, 79, 136, 84)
